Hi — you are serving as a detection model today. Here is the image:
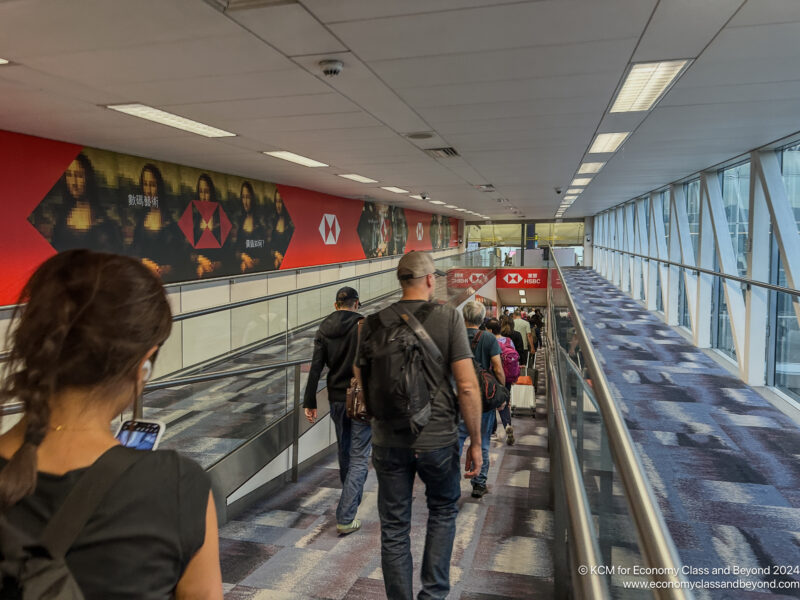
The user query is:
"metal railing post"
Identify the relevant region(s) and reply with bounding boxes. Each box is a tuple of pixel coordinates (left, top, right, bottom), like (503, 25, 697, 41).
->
(292, 363, 301, 483)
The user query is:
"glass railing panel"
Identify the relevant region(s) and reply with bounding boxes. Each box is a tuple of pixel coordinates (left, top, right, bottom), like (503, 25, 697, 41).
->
(143, 365, 293, 470)
(775, 289, 800, 401)
(548, 270, 666, 596)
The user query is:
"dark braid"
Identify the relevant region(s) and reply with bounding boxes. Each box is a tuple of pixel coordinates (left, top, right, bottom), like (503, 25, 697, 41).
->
(0, 250, 172, 510)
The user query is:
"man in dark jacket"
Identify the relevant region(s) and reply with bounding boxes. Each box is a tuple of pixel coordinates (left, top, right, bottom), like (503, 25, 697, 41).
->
(303, 286, 370, 535)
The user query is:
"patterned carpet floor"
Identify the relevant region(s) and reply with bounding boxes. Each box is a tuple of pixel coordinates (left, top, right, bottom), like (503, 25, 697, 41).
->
(218, 400, 553, 600)
(562, 267, 800, 598)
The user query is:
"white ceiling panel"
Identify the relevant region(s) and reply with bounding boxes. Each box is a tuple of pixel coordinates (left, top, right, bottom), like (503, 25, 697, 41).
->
(370, 38, 638, 89)
(0, 0, 236, 59)
(231, 4, 347, 56)
(328, 1, 655, 61)
(397, 72, 619, 108)
(23, 33, 293, 86)
(302, 0, 526, 23)
(103, 69, 331, 106)
(633, 0, 743, 62)
(728, 0, 800, 27)
(419, 97, 605, 124)
(292, 52, 431, 135)
(165, 93, 359, 123)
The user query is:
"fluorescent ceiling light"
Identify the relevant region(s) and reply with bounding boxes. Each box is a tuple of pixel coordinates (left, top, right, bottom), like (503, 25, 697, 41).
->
(381, 186, 409, 194)
(589, 132, 629, 154)
(578, 162, 605, 174)
(428, 200, 446, 205)
(566, 189, 583, 196)
(338, 173, 377, 183)
(0, 58, 8, 65)
(107, 104, 236, 137)
(518, 290, 525, 296)
(564, 195, 578, 200)
(610, 60, 689, 113)
(571, 177, 592, 187)
(445, 204, 458, 209)
(264, 151, 328, 167)
(410, 195, 423, 200)
(520, 298, 526, 303)
(456, 208, 468, 212)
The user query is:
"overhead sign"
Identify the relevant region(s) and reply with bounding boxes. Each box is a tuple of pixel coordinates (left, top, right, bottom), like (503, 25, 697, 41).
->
(496, 268, 548, 289)
(447, 268, 491, 289)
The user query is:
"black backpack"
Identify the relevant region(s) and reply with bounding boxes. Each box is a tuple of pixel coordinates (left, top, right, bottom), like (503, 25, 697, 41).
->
(470, 330, 510, 413)
(360, 303, 445, 434)
(0, 447, 144, 599)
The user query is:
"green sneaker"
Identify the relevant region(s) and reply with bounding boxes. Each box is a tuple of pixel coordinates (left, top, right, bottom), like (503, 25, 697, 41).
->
(337, 519, 362, 535)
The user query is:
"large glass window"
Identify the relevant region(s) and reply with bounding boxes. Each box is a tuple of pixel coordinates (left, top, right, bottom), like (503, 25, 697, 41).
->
(715, 282, 737, 360)
(776, 145, 800, 400)
(685, 179, 701, 262)
(781, 144, 800, 235)
(720, 163, 750, 277)
(661, 190, 671, 250)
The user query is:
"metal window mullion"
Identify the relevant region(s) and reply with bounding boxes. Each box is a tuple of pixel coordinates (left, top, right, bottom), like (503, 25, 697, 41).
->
(632, 203, 643, 301)
(621, 204, 633, 293)
(666, 190, 681, 326)
(651, 191, 671, 318)
(637, 198, 651, 305)
(755, 150, 800, 327)
(613, 207, 622, 287)
(672, 184, 699, 335)
(646, 194, 659, 311)
(701, 172, 747, 369)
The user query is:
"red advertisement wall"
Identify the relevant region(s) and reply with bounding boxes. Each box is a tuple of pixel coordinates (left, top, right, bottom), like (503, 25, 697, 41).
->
(0, 130, 461, 306)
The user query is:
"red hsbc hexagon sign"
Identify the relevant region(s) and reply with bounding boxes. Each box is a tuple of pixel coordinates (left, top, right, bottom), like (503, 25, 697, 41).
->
(495, 269, 548, 289)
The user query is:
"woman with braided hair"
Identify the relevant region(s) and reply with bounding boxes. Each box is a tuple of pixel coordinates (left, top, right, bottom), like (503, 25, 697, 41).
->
(0, 250, 222, 599)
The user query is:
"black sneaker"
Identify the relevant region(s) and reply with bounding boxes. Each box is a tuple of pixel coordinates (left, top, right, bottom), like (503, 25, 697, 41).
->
(506, 425, 515, 446)
(471, 484, 488, 498)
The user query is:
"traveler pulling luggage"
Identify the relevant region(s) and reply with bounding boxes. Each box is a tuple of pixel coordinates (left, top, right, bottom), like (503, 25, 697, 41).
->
(511, 374, 536, 417)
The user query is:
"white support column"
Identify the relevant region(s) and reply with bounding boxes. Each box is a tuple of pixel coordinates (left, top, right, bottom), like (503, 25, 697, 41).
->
(646, 194, 659, 310)
(621, 204, 632, 293)
(632, 202, 643, 301)
(742, 151, 771, 386)
(701, 172, 747, 370)
(637, 198, 653, 308)
(650, 192, 671, 315)
(601, 212, 609, 278)
(696, 179, 715, 348)
(666, 189, 680, 326)
(612, 207, 621, 286)
(672, 184, 699, 334)
(754, 150, 800, 326)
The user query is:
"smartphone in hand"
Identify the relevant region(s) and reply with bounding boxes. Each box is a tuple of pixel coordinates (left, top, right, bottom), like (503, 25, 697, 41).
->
(115, 420, 165, 451)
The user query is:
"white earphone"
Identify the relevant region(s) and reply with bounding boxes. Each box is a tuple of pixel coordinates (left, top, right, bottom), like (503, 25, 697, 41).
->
(141, 359, 153, 383)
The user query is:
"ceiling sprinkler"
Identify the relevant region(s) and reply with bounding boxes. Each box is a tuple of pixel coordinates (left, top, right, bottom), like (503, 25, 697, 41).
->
(319, 59, 343, 77)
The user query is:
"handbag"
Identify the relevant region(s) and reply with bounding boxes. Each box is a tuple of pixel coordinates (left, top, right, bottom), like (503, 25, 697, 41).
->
(346, 319, 370, 422)
(346, 375, 370, 422)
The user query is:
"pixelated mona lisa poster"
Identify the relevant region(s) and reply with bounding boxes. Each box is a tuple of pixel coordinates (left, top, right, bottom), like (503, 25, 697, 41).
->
(0, 129, 460, 306)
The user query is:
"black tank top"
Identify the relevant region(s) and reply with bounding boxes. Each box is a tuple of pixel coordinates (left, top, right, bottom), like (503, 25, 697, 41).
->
(1, 447, 210, 599)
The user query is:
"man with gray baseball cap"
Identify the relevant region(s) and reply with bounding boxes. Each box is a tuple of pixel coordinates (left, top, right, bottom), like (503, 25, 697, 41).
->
(356, 250, 483, 600)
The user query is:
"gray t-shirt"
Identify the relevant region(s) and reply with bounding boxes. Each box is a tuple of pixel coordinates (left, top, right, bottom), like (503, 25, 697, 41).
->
(360, 300, 473, 451)
(514, 317, 531, 350)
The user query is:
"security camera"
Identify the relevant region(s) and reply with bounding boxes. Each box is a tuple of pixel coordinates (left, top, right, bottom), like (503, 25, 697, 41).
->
(319, 59, 343, 77)
(555, 187, 562, 195)
(421, 193, 430, 200)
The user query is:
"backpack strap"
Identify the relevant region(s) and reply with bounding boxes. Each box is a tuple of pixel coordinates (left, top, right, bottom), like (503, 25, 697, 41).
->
(39, 446, 145, 559)
(390, 304, 445, 387)
(470, 329, 483, 352)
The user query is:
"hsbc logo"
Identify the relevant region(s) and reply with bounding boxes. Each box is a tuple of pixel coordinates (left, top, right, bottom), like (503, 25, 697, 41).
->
(319, 214, 341, 245)
(416, 222, 424, 241)
(469, 273, 484, 284)
(504, 273, 522, 285)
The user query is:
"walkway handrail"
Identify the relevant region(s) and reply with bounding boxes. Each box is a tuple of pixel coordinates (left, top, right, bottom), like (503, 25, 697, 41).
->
(546, 344, 609, 600)
(593, 244, 800, 297)
(143, 357, 310, 392)
(552, 255, 693, 599)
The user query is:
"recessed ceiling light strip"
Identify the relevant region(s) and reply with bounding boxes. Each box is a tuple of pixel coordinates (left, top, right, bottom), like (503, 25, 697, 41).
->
(107, 103, 236, 138)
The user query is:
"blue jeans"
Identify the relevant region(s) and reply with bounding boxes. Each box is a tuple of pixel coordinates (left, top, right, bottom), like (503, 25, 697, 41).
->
(372, 444, 461, 600)
(330, 401, 372, 525)
(457, 410, 495, 488)
(497, 383, 512, 428)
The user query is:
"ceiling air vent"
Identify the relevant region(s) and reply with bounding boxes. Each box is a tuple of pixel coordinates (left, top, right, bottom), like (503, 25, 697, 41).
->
(424, 147, 460, 159)
(475, 184, 496, 193)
